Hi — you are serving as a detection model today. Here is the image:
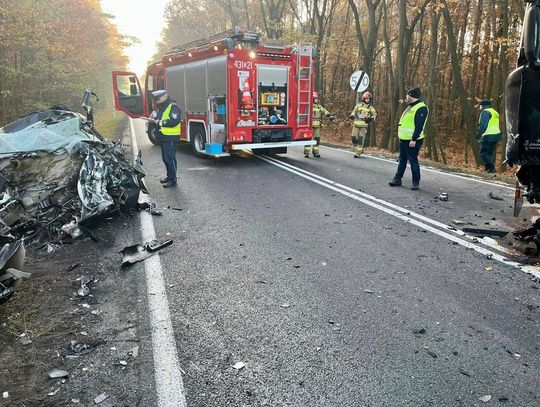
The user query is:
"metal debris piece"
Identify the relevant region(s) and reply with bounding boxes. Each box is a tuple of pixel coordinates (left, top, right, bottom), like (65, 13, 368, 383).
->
(20, 335, 32, 346)
(119, 360, 128, 366)
(363, 289, 374, 294)
(280, 303, 291, 308)
(462, 228, 509, 238)
(232, 362, 245, 370)
(47, 367, 69, 379)
(452, 220, 466, 225)
(2, 391, 8, 399)
(120, 238, 174, 266)
(78, 275, 91, 297)
(488, 192, 503, 201)
(67, 262, 80, 271)
(438, 192, 449, 201)
(484, 266, 494, 272)
(0, 239, 30, 305)
(478, 395, 492, 403)
(94, 393, 109, 404)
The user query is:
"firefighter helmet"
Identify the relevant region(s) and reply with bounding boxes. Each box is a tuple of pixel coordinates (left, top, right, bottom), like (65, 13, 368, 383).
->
(362, 91, 372, 100)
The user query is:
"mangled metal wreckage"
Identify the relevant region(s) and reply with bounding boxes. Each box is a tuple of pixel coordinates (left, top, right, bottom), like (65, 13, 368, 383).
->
(0, 106, 147, 302)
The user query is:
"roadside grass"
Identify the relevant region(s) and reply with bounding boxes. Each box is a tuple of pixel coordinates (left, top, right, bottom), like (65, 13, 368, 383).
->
(93, 108, 127, 140)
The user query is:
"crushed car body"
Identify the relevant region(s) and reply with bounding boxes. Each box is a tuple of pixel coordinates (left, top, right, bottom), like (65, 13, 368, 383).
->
(0, 104, 147, 245)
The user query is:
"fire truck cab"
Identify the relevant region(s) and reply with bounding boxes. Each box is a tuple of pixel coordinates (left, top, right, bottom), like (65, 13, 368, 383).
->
(112, 29, 316, 157)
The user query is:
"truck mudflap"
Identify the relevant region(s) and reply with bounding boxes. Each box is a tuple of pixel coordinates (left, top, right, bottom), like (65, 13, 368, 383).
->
(230, 140, 316, 150)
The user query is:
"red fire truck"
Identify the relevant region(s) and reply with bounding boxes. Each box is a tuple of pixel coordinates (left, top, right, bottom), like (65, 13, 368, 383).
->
(112, 29, 315, 157)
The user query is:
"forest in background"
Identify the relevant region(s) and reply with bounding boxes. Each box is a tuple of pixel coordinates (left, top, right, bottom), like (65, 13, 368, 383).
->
(156, 0, 524, 169)
(0, 0, 128, 126)
(0, 0, 526, 170)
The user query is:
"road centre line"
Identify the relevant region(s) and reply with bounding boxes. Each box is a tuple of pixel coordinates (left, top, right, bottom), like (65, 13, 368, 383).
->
(262, 154, 514, 257)
(256, 154, 540, 279)
(129, 119, 187, 407)
(321, 145, 515, 192)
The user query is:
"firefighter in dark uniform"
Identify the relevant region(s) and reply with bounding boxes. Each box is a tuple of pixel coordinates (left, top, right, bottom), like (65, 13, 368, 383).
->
(148, 90, 181, 188)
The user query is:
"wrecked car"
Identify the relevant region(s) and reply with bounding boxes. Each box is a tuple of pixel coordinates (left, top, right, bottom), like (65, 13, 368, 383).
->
(0, 93, 147, 246)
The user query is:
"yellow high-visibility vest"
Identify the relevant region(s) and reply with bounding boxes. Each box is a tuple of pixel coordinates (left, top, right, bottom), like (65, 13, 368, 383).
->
(398, 102, 428, 140)
(480, 108, 500, 137)
(160, 103, 181, 136)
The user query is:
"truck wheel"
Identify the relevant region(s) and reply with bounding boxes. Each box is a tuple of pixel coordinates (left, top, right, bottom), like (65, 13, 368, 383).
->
(192, 130, 207, 158)
(147, 130, 159, 145)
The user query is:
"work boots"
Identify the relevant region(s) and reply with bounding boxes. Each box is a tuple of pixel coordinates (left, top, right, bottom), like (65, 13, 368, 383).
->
(160, 177, 168, 184)
(388, 178, 402, 186)
(163, 179, 177, 188)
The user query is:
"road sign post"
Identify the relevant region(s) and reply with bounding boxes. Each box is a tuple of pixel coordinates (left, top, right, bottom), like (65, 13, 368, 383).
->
(350, 70, 370, 93)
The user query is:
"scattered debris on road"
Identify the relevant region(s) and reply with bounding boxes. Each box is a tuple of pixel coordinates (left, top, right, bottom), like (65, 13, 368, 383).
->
(478, 394, 492, 403)
(437, 192, 449, 201)
(462, 227, 509, 238)
(488, 192, 504, 201)
(94, 393, 109, 404)
(232, 362, 245, 370)
(120, 238, 173, 266)
(47, 368, 69, 379)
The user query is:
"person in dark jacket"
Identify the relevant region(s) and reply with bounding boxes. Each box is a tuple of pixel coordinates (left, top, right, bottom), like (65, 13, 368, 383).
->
(476, 99, 502, 174)
(148, 90, 181, 188)
(389, 87, 429, 190)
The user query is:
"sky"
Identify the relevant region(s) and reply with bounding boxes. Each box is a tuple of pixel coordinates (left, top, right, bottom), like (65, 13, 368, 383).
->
(100, 0, 169, 75)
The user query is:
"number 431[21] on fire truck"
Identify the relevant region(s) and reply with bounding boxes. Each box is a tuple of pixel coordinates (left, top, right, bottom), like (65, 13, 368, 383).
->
(111, 28, 317, 158)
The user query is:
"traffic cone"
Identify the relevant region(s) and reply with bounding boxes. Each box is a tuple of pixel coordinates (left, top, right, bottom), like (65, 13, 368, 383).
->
(241, 80, 254, 110)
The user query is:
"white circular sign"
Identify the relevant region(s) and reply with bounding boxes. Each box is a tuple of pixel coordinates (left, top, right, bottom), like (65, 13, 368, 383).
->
(349, 70, 370, 93)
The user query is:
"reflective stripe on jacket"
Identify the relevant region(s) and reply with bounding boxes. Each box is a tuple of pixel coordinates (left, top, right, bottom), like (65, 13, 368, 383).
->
(312, 104, 330, 128)
(398, 101, 428, 140)
(351, 102, 376, 128)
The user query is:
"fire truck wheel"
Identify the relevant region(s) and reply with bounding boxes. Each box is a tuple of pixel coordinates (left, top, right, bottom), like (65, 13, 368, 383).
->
(192, 130, 207, 158)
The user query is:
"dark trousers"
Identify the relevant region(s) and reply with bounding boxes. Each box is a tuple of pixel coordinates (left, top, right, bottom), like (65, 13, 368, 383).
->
(479, 141, 497, 172)
(395, 139, 423, 185)
(160, 139, 177, 181)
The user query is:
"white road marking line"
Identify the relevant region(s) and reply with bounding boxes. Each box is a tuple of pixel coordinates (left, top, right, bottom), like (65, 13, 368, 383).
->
(256, 154, 540, 278)
(130, 119, 187, 407)
(320, 145, 515, 191)
(262, 154, 515, 257)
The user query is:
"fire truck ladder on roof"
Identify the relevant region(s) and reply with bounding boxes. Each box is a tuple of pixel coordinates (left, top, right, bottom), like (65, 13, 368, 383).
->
(296, 44, 313, 128)
(168, 29, 259, 55)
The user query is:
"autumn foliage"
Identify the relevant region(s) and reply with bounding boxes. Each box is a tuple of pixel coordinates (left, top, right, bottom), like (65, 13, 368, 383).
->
(0, 0, 128, 125)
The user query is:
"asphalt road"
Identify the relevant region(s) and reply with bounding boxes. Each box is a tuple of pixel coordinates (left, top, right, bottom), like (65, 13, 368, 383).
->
(131, 119, 540, 407)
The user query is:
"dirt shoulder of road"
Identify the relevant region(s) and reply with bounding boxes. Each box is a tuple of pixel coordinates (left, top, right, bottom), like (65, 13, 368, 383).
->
(0, 120, 154, 406)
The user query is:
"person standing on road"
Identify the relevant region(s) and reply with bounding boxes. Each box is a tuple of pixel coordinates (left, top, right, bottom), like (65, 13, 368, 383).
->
(476, 99, 502, 174)
(305, 92, 334, 158)
(389, 87, 429, 190)
(349, 91, 377, 158)
(148, 90, 181, 188)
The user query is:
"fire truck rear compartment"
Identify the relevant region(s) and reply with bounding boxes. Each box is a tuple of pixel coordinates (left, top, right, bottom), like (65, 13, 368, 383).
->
(256, 65, 288, 126)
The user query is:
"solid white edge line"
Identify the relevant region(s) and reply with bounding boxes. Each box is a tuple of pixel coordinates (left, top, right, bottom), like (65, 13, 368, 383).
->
(320, 145, 516, 191)
(262, 154, 515, 257)
(130, 119, 187, 407)
(254, 154, 540, 279)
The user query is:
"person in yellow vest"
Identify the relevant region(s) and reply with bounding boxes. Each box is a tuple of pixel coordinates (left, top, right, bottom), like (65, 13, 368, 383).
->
(147, 90, 181, 188)
(305, 92, 333, 158)
(475, 99, 501, 174)
(389, 87, 429, 190)
(349, 91, 377, 158)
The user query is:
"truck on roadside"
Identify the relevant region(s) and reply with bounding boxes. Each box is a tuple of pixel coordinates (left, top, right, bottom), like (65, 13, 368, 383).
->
(112, 29, 316, 158)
